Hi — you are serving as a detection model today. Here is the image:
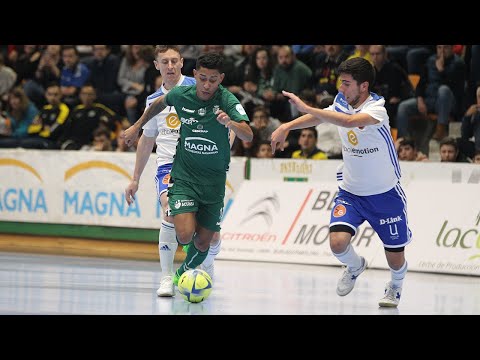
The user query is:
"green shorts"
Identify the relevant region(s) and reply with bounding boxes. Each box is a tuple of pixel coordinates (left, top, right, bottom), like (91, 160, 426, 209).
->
(167, 178, 226, 232)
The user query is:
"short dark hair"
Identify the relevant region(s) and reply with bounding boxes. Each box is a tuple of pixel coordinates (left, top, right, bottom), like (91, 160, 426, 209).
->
(45, 82, 60, 90)
(337, 57, 375, 91)
(439, 136, 458, 150)
(61, 45, 78, 56)
(196, 52, 224, 73)
(399, 137, 416, 149)
(301, 127, 318, 140)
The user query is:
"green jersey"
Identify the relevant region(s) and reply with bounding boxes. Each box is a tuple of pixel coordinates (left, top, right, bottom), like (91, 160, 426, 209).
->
(165, 85, 249, 186)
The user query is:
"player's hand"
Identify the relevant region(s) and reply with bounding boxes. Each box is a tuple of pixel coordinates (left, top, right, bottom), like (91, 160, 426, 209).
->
(216, 110, 231, 128)
(121, 124, 140, 147)
(282, 90, 309, 113)
(125, 180, 139, 206)
(270, 124, 289, 154)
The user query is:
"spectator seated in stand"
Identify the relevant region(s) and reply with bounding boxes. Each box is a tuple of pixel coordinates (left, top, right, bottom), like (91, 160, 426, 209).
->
(58, 85, 120, 150)
(395, 137, 428, 162)
(291, 127, 328, 160)
(24, 83, 69, 149)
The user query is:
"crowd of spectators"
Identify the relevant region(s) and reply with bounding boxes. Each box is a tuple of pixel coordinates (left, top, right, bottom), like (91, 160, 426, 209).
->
(0, 44, 479, 163)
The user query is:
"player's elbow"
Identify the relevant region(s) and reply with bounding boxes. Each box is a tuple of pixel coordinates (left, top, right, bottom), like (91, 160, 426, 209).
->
(236, 123, 253, 142)
(244, 127, 253, 142)
(343, 119, 359, 128)
(344, 114, 374, 128)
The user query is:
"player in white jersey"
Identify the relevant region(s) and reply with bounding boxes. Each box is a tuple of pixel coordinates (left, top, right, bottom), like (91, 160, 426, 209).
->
(124, 46, 228, 297)
(271, 58, 411, 307)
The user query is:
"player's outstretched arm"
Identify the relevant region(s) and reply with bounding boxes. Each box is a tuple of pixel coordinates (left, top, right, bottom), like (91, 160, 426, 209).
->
(282, 90, 377, 128)
(125, 134, 156, 206)
(270, 113, 317, 153)
(122, 94, 167, 147)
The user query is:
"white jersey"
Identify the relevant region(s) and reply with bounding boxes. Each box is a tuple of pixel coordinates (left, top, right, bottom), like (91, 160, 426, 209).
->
(325, 92, 401, 196)
(142, 75, 196, 166)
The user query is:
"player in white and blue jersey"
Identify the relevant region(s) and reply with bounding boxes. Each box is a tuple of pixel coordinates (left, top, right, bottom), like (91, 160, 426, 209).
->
(271, 57, 411, 307)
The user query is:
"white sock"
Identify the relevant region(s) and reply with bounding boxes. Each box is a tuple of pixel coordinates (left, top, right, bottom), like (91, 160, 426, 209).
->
(333, 243, 362, 271)
(390, 261, 408, 288)
(158, 220, 177, 277)
(202, 239, 221, 267)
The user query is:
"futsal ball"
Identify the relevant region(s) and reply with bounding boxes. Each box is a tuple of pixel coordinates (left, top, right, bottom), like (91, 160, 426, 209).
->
(177, 269, 213, 303)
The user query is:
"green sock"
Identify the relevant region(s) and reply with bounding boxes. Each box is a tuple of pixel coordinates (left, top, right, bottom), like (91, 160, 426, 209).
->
(178, 233, 194, 253)
(175, 241, 209, 280)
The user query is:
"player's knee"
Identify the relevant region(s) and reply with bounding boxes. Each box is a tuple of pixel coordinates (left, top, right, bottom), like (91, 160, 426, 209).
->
(175, 230, 195, 245)
(176, 235, 190, 246)
(329, 230, 352, 253)
(385, 247, 405, 269)
(210, 232, 221, 246)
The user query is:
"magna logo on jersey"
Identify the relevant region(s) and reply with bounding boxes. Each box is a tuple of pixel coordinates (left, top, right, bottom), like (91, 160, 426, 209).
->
(184, 136, 219, 155)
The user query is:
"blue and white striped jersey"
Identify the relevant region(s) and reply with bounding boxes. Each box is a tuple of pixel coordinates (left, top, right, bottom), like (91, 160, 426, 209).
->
(325, 92, 401, 196)
(142, 75, 196, 166)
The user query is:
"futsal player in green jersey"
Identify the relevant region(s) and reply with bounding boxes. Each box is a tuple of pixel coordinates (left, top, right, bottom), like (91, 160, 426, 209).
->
(123, 52, 253, 284)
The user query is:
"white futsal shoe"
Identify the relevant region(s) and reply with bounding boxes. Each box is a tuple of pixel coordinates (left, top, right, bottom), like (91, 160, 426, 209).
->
(156, 274, 175, 297)
(378, 281, 402, 307)
(198, 262, 214, 282)
(336, 256, 368, 296)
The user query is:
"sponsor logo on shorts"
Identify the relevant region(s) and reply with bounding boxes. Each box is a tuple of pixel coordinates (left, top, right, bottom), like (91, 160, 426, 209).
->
(380, 216, 402, 225)
(162, 174, 170, 185)
(333, 204, 346, 217)
(174, 199, 195, 209)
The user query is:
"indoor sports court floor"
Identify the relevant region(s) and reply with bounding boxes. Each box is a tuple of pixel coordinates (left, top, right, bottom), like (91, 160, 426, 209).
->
(0, 251, 478, 315)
